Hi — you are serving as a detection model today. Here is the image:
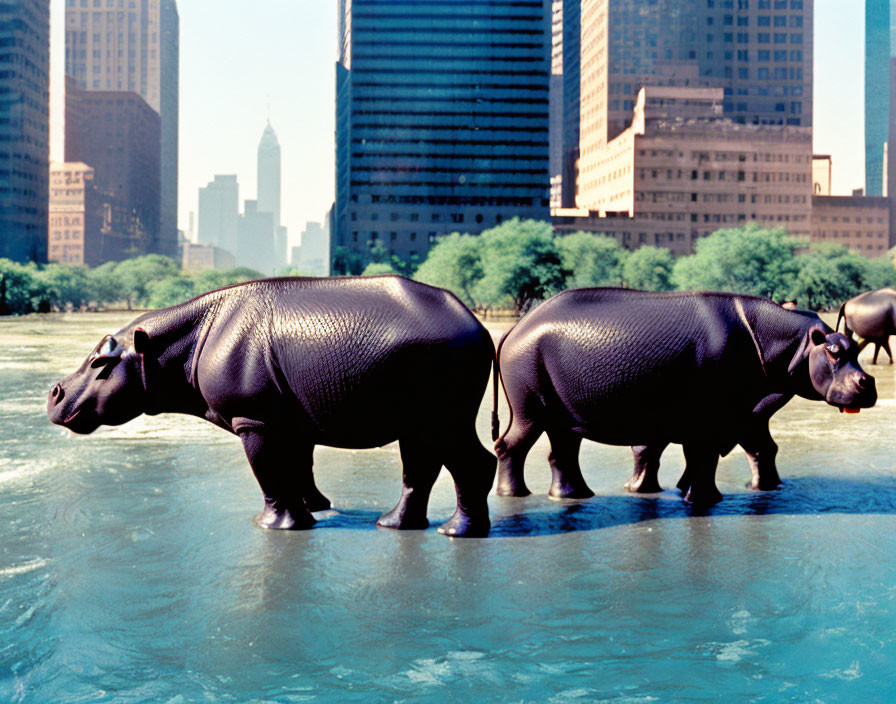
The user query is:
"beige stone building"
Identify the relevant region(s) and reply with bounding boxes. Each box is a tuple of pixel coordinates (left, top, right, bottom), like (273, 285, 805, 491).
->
(48, 163, 95, 265)
(810, 196, 890, 257)
(182, 242, 236, 272)
(563, 86, 813, 254)
(812, 155, 832, 195)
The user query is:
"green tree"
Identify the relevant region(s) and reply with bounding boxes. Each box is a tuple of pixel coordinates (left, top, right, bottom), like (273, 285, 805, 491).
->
(473, 218, 567, 312)
(789, 243, 892, 310)
(413, 232, 483, 307)
(672, 224, 799, 300)
(556, 231, 627, 288)
(34, 263, 93, 310)
(88, 261, 125, 307)
(146, 276, 196, 309)
(623, 246, 676, 291)
(361, 261, 398, 276)
(0, 259, 39, 314)
(861, 255, 896, 291)
(115, 255, 180, 309)
(331, 246, 365, 276)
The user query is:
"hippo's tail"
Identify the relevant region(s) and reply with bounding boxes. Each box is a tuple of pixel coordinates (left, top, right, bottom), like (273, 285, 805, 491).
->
(837, 301, 852, 338)
(491, 329, 512, 442)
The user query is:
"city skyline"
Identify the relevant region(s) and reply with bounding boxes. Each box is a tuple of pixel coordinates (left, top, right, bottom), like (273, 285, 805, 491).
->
(47, 0, 865, 249)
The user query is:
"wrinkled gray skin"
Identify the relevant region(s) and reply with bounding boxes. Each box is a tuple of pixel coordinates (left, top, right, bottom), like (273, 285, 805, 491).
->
(628, 307, 824, 495)
(838, 288, 896, 364)
(494, 289, 877, 506)
(48, 276, 497, 537)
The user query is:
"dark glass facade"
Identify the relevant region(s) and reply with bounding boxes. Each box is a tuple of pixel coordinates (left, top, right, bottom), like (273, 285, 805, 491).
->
(865, 0, 894, 196)
(334, 0, 551, 269)
(0, 0, 49, 263)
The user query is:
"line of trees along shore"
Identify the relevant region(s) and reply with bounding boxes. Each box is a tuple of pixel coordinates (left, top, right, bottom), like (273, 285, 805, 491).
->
(2, 220, 895, 316)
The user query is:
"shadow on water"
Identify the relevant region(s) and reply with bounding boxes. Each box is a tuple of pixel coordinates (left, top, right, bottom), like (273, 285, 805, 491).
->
(304, 476, 896, 537)
(490, 475, 896, 537)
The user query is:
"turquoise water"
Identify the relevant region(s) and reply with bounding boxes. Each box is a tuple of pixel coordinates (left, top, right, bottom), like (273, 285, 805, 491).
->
(1, 312, 895, 703)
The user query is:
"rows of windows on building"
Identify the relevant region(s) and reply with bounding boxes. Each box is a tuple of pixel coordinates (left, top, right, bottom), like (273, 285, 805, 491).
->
(2, 0, 895, 271)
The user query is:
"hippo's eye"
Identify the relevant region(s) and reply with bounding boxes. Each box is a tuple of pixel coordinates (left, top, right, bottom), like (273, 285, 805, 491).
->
(824, 342, 841, 360)
(95, 357, 120, 380)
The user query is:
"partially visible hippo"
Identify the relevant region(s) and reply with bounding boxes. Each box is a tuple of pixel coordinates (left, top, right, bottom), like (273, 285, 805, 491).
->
(838, 288, 896, 364)
(48, 276, 497, 537)
(494, 288, 876, 505)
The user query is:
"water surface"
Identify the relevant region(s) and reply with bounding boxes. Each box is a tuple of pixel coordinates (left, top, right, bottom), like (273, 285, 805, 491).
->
(1, 312, 894, 702)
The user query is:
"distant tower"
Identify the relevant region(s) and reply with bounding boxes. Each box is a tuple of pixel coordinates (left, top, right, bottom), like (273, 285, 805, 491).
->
(257, 120, 285, 267)
(257, 121, 281, 228)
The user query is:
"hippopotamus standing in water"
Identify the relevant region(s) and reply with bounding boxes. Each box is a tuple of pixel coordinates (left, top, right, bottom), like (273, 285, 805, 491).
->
(48, 276, 497, 537)
(493, 288, 876, 505)
(838, 288, 896, 364)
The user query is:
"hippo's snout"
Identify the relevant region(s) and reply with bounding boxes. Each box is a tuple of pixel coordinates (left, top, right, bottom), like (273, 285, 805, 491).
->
(50, 384, 65, 405)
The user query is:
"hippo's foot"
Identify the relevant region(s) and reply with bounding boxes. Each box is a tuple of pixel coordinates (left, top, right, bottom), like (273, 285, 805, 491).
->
(683, 486, 724, 507)
(496, 482, 531, 497)
(624, 476, 663, 494)
(437, 510, 490, 538)
(749, 477, 783, 492)
(303, 489, 332, 513)
(548, 482, 594, 500)
(376, 506, 430, 531)
(254, 503, 316, 530)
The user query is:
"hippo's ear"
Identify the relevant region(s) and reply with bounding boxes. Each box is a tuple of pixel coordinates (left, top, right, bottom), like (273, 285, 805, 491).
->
(133, 328, 150, 354)
(809, 326, 827, 346)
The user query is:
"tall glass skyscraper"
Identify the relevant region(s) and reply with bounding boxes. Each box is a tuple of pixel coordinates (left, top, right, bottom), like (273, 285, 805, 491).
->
(334, 0, 552, 270)
(0, 0, 49, 263)
(865, 0, 895, 196)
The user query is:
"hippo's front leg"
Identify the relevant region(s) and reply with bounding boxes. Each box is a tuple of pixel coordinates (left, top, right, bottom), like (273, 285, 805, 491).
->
(237, 422, 316, 530)
(739, 420, 782, 491)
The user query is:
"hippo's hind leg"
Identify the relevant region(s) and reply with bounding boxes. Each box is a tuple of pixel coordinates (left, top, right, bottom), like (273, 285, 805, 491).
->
(681, 443, 723, 507)
(739, 420, 782, 491)
(239, 427, 316, 530)
(378, 437, 442, 531)
(546, 426, 593, 499)
(495, 392, 543, 497)
(438, 426, 496, 538)
(626, 442, 668, 494)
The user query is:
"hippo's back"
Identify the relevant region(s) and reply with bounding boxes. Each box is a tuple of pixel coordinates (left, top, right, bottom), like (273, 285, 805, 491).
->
(197, 276, 492, 445)
(499, 288, 779, 445)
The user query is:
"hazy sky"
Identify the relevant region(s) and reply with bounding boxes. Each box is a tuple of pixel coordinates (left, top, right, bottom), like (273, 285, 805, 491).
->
(50, 1, 866, 247)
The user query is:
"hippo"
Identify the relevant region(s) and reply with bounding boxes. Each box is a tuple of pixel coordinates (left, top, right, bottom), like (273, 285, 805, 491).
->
(48, 276, 497, 537)
(838, 288, 896, 364)
(493, 288, 876, 506)
(627, 306, 826, 495)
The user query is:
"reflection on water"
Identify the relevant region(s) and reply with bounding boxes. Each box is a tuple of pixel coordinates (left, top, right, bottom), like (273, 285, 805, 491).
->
(0, 312, 894, 702)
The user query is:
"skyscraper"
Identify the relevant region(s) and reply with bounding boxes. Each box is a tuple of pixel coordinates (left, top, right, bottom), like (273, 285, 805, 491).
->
(865, 0, 895, 197)
(65, 88, 161, 255)
(577, 0, 813, 209)
(65, 0, 179, 258)
(0, 0, 49, 263)
(198, 175, 239, 254)
(334, 0, 552, 269)
(579, 0, 813, 152)
(257, 120, 286, 268)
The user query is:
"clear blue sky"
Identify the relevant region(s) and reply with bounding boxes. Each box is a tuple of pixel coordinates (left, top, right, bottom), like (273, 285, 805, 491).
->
(50, 1, 866, 247)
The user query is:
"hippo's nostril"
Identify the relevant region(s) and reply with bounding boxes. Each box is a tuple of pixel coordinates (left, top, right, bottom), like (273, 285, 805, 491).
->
(855, 374, 870, 390)
(51, 384, 64, 403)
